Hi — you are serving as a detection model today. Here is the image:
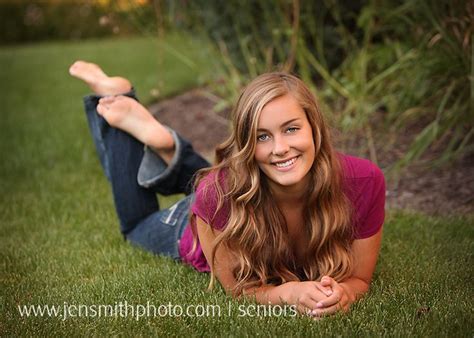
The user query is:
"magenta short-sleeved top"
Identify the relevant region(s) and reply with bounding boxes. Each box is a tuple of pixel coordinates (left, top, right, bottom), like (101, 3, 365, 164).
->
(178, 153, 386, 272)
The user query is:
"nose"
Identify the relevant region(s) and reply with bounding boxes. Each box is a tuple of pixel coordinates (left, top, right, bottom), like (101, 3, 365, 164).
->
(272, 135, 290, 156)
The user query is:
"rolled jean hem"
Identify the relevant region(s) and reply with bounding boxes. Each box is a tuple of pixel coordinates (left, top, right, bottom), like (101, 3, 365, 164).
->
(137, 128, 182, 189)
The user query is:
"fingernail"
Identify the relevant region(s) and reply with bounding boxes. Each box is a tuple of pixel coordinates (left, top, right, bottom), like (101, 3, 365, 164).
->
(316, 302, 323, 308)
(326, 290, 333, 296)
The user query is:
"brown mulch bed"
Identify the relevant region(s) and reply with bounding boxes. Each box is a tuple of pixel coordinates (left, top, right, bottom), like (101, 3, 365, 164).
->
(149, 89, 474, 216)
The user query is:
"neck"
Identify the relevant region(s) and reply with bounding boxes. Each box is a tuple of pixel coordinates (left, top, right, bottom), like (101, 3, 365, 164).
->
(268, 178, 308, 207)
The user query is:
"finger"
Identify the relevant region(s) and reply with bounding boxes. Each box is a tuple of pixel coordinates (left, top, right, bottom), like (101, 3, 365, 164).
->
(298, 292, 335, 317)
(315, 287, 342, 308)
(320, 275, 334, 287)
(314, 282, 333, 297)
(295, 297, 320, 316)
(320, 279, 332, 288)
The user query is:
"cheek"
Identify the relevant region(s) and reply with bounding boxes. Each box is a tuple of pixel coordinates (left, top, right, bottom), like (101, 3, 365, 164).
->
(294, 135, 314, 151)
(299, 132, 316, 159)
(308, 142, 316, 162)
(308, 145, 316, 167)
(254, 144, 268, 164)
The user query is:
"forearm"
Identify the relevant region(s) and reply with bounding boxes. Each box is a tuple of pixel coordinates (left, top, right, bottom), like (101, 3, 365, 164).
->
(242, 282, 296, 305)
(339, 277, 370, 304)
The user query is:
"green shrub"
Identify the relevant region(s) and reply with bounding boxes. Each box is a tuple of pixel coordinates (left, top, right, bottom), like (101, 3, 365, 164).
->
(163, 0, 472, 171)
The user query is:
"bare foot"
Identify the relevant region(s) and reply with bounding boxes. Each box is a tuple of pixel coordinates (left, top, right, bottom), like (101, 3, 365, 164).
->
(97, 96, 175, 163)
(69, 60, 132, 96)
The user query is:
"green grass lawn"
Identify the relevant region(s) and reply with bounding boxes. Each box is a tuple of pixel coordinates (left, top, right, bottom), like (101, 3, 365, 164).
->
(1, 35, 473, 336)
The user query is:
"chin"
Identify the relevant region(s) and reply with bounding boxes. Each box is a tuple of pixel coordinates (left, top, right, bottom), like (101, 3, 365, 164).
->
(264, 170, 309, 188)
(274, 176, 305, 187)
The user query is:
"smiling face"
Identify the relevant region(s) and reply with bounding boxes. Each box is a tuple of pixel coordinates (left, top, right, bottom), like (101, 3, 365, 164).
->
(254, 93, 316, 195)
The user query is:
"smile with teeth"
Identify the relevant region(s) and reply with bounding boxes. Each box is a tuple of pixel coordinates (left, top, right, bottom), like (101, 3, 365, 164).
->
(273, 156, 298, 168)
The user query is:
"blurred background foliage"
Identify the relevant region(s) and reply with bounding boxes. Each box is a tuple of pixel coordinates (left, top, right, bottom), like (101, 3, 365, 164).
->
(0, 0, 157, 43)
(0, 0, 472, 172)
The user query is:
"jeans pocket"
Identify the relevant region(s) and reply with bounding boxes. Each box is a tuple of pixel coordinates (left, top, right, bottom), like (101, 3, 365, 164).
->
(159, 196, 192, 226)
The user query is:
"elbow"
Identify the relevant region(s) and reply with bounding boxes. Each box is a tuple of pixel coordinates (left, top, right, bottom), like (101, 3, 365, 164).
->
(355, 274, 372, 294)
(360, 277, 371, 291)
(358, 280, 370, 300)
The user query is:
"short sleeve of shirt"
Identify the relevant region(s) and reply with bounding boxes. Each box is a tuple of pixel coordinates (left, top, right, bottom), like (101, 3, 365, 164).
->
(355, 163, 386, 239)
(191, 170, 229, 231)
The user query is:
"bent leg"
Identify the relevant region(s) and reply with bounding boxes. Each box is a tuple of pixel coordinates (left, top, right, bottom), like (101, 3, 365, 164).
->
(84, 93, 159, 236)
(84, 94, 204, 259)
(72, 60, 210, 195)
(76, 60, 210, 253)
(94, 94, 210, 195)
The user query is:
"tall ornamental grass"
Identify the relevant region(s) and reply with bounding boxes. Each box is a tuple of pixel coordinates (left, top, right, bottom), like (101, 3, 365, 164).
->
(159, 0, 473, 171)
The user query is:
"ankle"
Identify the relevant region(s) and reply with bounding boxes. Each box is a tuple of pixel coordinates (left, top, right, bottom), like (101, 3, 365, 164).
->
(144, 123, 176, 165)
(108, 77, 132, 96)
(144, 121, 175, 151)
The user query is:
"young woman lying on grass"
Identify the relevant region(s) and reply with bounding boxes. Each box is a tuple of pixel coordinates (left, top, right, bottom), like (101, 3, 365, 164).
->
(69, 61, 385, 318)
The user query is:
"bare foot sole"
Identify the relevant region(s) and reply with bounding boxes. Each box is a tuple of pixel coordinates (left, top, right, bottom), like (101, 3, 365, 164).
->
(97, 96, 175, 160)
(69, 60, 132, 96)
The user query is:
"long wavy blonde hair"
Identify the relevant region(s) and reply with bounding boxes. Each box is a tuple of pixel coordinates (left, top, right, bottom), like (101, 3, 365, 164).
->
(192, 72, 354, 295)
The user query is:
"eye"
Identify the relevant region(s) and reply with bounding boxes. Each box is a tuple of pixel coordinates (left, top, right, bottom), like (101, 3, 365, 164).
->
(257, 134, 270, 142)
(286, 127, 299, 133)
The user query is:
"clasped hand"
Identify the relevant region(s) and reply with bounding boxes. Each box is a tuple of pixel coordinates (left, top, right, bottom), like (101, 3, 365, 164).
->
(284, 276, 353, 318)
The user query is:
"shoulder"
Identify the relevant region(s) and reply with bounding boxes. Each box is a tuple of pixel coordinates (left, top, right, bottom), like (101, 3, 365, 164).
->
(194, 168, 228, 200)
(337, 153, 386, 239)
(191, 168, 230, 231)
(338, 153, 384, 181)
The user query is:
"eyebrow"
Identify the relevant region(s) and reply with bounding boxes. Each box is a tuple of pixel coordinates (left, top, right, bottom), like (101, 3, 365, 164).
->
(257, 118, 301, 132)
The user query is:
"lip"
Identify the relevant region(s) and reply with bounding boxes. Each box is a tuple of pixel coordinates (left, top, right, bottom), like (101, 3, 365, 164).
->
(271, 156, 299, 172)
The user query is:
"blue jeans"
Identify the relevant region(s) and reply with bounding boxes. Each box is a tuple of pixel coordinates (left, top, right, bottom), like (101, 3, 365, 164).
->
(83, 90, 210, 260)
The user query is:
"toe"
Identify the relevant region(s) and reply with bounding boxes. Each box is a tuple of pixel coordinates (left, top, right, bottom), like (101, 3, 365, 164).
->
(96, 104, 104, 115)
(99, 96, 115, 104)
